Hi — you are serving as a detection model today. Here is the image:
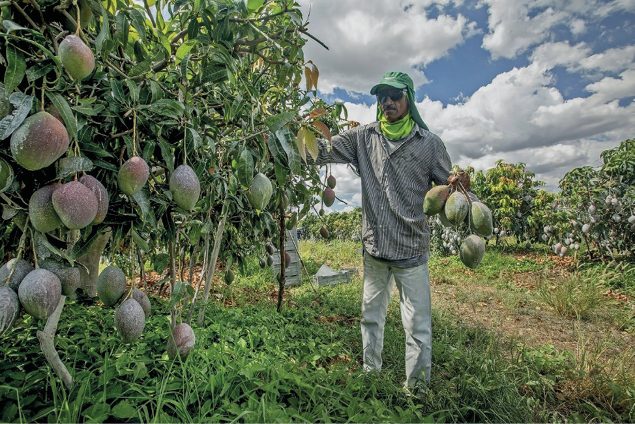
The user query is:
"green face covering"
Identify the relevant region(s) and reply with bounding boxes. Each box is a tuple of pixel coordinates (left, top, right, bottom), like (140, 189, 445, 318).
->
(379, 107, 415, 141)
(371, 71, 429, 132)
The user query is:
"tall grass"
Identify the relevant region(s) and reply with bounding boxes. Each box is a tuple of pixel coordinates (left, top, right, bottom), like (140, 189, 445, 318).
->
(0, 240, 633, 423)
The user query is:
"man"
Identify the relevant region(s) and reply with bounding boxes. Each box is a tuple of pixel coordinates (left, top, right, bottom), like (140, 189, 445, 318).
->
(312, 71, 452, 394)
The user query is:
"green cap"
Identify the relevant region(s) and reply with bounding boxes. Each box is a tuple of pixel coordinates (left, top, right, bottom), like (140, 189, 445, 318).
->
(370, 71, 412, 94)
(370, 71, 429, 131)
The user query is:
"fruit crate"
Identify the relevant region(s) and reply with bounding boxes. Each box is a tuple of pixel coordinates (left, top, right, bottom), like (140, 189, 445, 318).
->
(271, 227, 302, 286)
(314, 264, 353, 287)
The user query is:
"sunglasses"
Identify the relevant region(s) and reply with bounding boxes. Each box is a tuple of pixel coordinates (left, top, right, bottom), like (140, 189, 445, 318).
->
(376, 89, 407, 103)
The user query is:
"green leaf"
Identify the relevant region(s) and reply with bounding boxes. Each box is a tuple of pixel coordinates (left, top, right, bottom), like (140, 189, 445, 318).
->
(73, 104, 105, 116)
(264, 111, 295, 133)
(0, 92, 34, 140)
(154, 253, 170, 274)
(304, 128, 319, 161)
(45, 92, 77, 139)
(2, 20, 25, 32)
(132, 188, 157, 227)
(176, 39, 198, 61)
(200, 65, 228, 85)
(131, 228, 150, 252)
(4, 45, 26, 94)
(128, 57, 153, 78)
(34, 232, 74, 266)
(26, 63, 55, 82)
(267, 131, 287, 167)
(150, 99, 185, 117)
(296, 127, 306, 163)
(274, 127, 300, 174)
(237, 149, 254, 188)
(128, 9, 146, 41)
(95, 4, 110, 55)
(56, 157, 93, 179)
(247, 0, 265, 10)
(110, 400, 137, 420)
(168, 280, 186, 309)
(158, 138, 174, 173)
(274, 162, 288, 186)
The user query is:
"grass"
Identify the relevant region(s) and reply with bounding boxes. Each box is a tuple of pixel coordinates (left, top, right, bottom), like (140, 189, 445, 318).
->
(0, 239, 633, 422)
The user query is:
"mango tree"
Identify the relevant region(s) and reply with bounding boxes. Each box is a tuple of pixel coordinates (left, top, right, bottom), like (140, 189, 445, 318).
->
(0, 0, 337, 389)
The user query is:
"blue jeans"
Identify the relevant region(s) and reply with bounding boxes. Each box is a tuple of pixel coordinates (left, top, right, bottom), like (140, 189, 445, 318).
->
(361, 253, 432, 386)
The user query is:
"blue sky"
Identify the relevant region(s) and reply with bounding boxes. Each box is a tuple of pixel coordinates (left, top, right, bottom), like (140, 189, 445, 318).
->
(297, 0, 635, 212)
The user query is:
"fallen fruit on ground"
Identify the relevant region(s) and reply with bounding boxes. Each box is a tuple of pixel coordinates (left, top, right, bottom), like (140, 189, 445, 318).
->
(115, 299, 145, 343)
(460, 234, 486, 269)
(423, 185, 450, 216)
(444, 191, 468, 226)
(167, 323, 196, 360)
(0, 286, 19, 336)
(97, 265, 127, 307)
(79, 175, 109, 224)
(0, 258, 35, 292)
(18, 269, 61, 320)
(59, 34, 95, 80)
(29, 184, 63, 233)
(52, 181, 99, 230)
(170, 164, 200, 211)
(118, 156, 149, 196)
(247, 172, 273, 211)
(10, 111, 70, 171)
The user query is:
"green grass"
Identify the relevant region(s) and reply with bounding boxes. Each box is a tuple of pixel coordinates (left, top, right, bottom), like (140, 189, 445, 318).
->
(0, 240, 633, 423)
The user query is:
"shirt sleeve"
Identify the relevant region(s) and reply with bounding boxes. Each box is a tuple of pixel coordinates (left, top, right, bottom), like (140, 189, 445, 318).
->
(430, 134, 452, 185)
(311, 127, 360, 168)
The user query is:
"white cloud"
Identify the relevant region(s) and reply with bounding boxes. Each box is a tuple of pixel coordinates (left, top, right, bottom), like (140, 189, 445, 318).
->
(298, 0, 474, 94)
(333, 61, 634, 192)
(479, 0, 635, 58)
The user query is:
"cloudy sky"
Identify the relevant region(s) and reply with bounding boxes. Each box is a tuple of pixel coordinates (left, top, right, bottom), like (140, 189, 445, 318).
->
(296, 0, 635, 212)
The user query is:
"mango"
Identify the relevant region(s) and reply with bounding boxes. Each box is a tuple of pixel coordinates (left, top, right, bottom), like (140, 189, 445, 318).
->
(247, 172, 273, 211)
(18, 269, 61, 320)
(459, 235, 485, 269)
(423, 184, 450, 216)
(10, 111, 70, 171)
(59, 35, 95, 80)
(170, 164, 200, 211)
(167, 323, 196, 360)
(118, 156, 149, 196)
(470, 202, 493, 237)
(29, 183, 63, 233)
(444, 191, 468, 226)
(79, 175, 109, 224)
(115, 299, 145, 343)
(52, 181, 98, 229)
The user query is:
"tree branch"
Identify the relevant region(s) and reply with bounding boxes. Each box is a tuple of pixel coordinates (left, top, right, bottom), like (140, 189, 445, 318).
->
(37, 296, 74, 391)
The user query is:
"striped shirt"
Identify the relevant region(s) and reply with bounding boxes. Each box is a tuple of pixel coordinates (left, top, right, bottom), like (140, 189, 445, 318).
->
(315, 122, 452, 262)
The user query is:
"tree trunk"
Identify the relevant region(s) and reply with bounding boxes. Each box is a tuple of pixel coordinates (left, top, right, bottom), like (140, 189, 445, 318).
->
(197, 205, 228, 326)
(76, 228, 111, 297)
(276, 205, 286, 313)
(186, 229, 210, 325)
